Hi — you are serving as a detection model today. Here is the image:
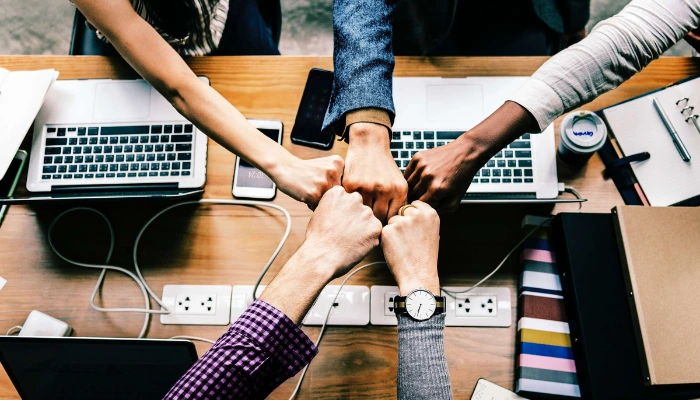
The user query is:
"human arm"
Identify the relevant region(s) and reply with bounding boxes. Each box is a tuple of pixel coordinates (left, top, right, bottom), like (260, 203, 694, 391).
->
(406, 0, 700, 211)
(381, 201, 452, 400)
(324, 0, 407, 222)
(164, 186, 382, 399)
(73, 0, 343, 208)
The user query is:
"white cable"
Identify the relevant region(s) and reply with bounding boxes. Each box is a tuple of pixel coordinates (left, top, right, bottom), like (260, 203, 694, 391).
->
(442, 186, 584, 298)
(441, 216, 553, 298)
(564, 186, 583, 211)
(47, 200, 291, 338)
(6, 326, 22, 336)
(289, 261, 387, 400)
(169, 335, 216, 345)
(48, 207, 156, 338)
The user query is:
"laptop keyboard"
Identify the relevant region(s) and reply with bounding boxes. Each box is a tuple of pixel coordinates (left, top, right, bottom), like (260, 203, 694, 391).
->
(391, 131, 534, 184)
(41, 124, 194, 181)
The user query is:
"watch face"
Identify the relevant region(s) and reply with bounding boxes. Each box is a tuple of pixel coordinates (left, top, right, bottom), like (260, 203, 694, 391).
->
(406, 289, 436, 321)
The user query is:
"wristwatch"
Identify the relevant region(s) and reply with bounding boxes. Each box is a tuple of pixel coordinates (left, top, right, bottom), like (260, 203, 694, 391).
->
(393, 288, 446, 321)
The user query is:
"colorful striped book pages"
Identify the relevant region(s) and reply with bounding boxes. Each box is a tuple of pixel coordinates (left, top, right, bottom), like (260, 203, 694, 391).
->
(515, 216, 581, 398)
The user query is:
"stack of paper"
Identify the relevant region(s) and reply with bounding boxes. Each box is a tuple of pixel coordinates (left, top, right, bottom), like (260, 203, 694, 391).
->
(0, 67, 58, 180)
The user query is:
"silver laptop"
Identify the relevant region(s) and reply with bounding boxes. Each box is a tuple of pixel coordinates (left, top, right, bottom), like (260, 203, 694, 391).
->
(392, 77, 558, 201)
(24, 78, 208, 198)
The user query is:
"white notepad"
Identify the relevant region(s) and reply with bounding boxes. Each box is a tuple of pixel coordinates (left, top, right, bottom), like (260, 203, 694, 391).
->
(0, 68, 58, 180)
(603, 77, 700, 206)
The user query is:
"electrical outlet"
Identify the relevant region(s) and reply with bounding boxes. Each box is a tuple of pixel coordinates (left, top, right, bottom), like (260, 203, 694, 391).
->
(302, 285, 370, 326)
(370, 285, 399, 326)
(231, 285, 266, 322)
(160, 285, 232, 325)
(384, 292, 399, 316)
(442, 286, 511, 327)
(454, 294, 498, 317)
(174, 293, 217, 315)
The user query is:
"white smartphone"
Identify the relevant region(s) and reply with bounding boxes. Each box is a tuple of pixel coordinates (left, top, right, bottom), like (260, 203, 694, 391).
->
(232, 119, 283, 200)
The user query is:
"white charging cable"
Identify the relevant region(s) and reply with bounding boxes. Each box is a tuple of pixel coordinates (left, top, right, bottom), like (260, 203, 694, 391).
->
(47, 200, 291, 338)
(441, 185, 583, 298)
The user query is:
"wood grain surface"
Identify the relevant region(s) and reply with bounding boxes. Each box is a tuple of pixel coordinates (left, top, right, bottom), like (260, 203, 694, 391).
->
(0, 56, 698, 399)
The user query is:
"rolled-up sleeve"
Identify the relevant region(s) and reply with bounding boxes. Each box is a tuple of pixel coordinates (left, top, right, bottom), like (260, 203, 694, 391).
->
(164, 300, 317, 400)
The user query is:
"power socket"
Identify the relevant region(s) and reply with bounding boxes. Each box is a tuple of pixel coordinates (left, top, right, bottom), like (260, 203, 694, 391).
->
(455, 294, 498, 317)
(371, 286, 511, 327)
(160, 285, 232, 325)
(302, 285, 370, 326)
(370, 285, 399, 326)
(442, 286, 511, 327)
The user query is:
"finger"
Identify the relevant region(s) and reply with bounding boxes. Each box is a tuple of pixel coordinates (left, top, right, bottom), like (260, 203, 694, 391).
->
(330, 156, 344, 185)
(373, 195, 390, 225)
(403, 156, 418, 181)
(405, 166, 422, 190)
(410, 200, 436, 214)
(348, 190, 364, 204)
(387, 197, 403, 220)
(399, 203, 420, 217)
(419, 186, 443, 208)
(408, 176, 431, 202)
(387, 215, 402, 225)
(360, 189, 374, 209)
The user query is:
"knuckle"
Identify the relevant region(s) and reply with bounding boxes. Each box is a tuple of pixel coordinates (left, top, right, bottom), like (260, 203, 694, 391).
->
(350, 191, 363, 202)
(343, 180, 361, 193)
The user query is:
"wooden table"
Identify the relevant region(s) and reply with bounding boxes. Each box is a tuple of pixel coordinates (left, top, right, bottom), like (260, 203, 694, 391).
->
(0, 56, 698, 399)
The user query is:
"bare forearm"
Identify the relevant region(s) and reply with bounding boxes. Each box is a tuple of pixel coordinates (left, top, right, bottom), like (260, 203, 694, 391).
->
(74, 0, 293, 179)
(259, 244, 335, 324)
(456, 101, 539, 165)
(170, 78, 293, 173)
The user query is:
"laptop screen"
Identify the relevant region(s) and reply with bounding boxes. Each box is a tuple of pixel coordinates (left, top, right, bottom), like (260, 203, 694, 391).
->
(0, 337, 197, 400)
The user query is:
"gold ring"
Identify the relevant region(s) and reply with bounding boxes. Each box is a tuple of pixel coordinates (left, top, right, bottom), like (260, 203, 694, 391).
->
(398, 204, 417, 216)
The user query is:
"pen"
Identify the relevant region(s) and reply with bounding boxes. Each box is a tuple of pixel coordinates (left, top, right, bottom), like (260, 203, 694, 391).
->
(652, 97, 691, 162)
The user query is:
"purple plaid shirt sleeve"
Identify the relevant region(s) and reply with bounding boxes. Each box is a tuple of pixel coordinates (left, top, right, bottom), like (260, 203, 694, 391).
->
(163, 300, 318, 400)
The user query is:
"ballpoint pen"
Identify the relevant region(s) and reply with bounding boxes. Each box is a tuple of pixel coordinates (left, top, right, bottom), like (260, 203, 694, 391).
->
(652, 97, 691, 162)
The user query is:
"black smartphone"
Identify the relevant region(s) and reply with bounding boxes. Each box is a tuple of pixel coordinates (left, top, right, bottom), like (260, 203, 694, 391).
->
(290, 68, 335, 150)
(0, 150, 28, 225)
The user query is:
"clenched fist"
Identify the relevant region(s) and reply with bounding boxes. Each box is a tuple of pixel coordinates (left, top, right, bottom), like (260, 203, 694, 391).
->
(343, 123, 408, 223)
(273, 155, 344, 209)
(381, 201, 440, 295)
(304, 186, 383, 278)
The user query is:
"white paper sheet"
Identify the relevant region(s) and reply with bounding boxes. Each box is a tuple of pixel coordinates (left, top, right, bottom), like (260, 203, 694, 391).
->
(0, 68, 58, 181)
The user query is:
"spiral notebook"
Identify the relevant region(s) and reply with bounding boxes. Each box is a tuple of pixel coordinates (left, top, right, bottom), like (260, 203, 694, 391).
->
(602, 75, 700, 206)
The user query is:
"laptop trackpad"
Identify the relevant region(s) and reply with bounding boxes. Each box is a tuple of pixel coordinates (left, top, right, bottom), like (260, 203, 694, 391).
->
(426, 84, 483, 123)
(94, 81, 150, 120)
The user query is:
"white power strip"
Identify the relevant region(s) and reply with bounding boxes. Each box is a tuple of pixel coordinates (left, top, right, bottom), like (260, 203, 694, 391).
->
(157, 284, 510, 328)
(442, 286, 511, 327)
(231, 285, 266, 322)
(302, 285, 370, 326)
(371, 285, 511, 327)
(160, 285, 232, 325)
(231, 285, 370, 326)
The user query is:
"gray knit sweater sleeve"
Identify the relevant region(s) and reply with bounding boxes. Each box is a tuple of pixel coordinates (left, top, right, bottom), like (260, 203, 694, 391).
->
(397, 313, 452, 400)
